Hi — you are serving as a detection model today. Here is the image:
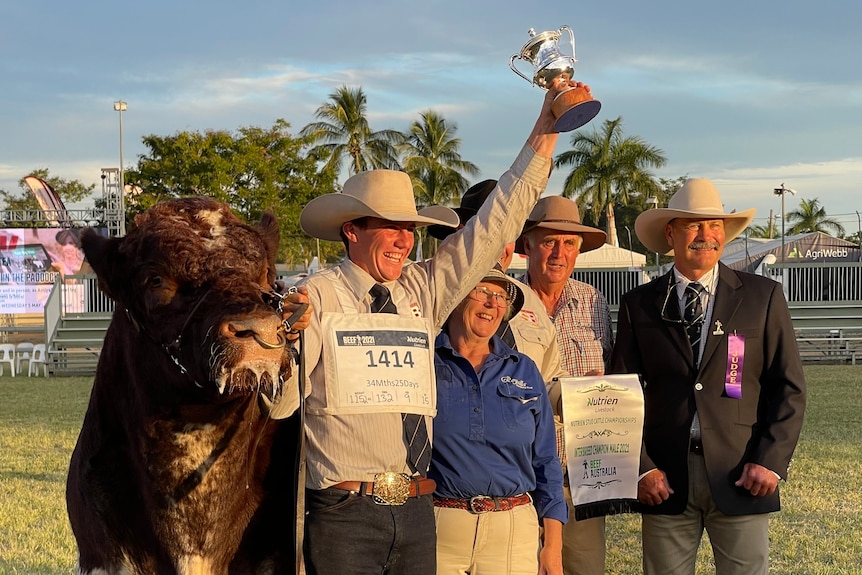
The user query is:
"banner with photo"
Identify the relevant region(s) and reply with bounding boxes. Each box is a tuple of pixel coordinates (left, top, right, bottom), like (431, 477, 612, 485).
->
(0, 227, 104, 314)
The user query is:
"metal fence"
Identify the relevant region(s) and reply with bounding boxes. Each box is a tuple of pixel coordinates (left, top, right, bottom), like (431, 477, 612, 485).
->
(765, 262, 862, 303)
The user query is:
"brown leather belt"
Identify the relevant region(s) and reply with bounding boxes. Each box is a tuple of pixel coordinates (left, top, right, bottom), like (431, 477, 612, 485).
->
(433, 493, 533, 514)
(331, 473, 436, 505)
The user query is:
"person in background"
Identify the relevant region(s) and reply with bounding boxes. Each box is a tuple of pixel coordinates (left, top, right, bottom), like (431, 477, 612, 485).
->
(611, 178, 806, 575)
(516, 195, 612, 575)
(430, 267, 566, 575)
(52, 229, 92, 277)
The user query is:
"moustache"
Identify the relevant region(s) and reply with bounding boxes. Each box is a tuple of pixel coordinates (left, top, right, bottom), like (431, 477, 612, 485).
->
(688, 241, 719, 250)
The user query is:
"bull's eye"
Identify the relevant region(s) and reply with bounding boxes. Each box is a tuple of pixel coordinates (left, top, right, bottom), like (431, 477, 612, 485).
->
(148, 275, 163, 288)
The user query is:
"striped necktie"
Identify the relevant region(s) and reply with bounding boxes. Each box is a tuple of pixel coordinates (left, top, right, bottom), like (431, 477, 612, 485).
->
(369, 284, 431, 475)
(684, 282, 705, 364)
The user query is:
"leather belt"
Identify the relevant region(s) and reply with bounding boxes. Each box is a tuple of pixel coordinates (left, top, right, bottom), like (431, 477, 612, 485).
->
(433, 493, 533, 514)
(331, 473, 436, 506)
(689, 438, 704, 455)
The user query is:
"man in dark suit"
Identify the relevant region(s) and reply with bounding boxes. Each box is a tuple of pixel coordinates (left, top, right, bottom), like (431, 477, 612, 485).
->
(611, 178, 806, 575)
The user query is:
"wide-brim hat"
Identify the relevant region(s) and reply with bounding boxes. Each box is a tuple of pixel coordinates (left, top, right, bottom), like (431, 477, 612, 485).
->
(635, 178, 756, 255)
(479, 265, 525, 317)
(514, 195, 607, 254)
(300, 169, 459, 241)
(427, 179, 498, 240)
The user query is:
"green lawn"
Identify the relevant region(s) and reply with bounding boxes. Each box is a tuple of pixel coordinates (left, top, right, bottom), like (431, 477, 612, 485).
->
(1, 366, 860, 574)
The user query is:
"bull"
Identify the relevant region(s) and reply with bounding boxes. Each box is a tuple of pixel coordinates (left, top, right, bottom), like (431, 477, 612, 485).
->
(66, 197, 301, 575)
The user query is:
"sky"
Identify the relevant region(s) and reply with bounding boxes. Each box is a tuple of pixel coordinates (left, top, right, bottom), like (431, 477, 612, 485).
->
(1, 0, 860, 236)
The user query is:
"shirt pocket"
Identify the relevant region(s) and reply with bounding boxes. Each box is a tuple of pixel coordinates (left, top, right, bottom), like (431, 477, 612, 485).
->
(567, 324, 603, 355)
(514, 324, 552, 360)
(497, 380, 541, 432)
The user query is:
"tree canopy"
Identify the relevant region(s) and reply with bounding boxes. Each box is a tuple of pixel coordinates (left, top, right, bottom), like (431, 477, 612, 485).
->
(299, 85, 402, 176)
(786, 197, 845, 237)
(555, 117, 667, 247)
(124, 119, 339, 266)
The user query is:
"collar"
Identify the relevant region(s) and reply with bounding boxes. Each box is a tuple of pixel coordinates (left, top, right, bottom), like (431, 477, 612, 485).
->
(435, 330, 520, 363)
(339, 258, 394, 304)
(672, 265, 718, 299)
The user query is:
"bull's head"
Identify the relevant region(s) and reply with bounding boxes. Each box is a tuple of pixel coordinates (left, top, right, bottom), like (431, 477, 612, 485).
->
(82, 197, 292, 401)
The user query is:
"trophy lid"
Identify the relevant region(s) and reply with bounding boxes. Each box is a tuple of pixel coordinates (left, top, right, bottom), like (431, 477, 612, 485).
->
(517, 28, 562, 58)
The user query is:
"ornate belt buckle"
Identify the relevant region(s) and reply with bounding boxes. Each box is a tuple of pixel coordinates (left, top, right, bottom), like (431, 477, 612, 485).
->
(468, 495, 493, 514)
(372, 472, 411, 506)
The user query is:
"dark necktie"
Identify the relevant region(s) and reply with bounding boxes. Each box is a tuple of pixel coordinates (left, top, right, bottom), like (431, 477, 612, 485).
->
(495, 321, 518, 350)
(369, 284, 431, 475)
(684, 282, 705, 364)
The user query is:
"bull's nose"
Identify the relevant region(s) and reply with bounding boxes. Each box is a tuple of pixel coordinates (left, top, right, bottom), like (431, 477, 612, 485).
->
(222, 314, 285, 349)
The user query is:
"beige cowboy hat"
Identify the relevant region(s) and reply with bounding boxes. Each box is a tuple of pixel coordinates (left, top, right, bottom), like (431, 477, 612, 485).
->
(300, 169, 459, 241)
(515, 195, 607, 254)
(635, 178, 756, 255)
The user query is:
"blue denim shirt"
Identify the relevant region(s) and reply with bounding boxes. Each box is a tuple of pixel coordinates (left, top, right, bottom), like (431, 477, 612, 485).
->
(429, 331, 567, 524)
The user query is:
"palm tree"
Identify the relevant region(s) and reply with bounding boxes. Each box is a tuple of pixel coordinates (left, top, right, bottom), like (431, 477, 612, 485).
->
(555, 117, 667, 246)
(299, 85, 402, 175)
(746, 224, 775, 239)
(786, 197, 845, 237)
(399, 110, 479, 258)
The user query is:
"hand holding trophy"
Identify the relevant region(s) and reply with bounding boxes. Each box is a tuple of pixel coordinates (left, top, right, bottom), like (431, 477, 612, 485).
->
(510, 26, 601, 132)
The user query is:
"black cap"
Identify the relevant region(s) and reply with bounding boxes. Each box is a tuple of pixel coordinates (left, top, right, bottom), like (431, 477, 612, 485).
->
(427, 179, 498, 240)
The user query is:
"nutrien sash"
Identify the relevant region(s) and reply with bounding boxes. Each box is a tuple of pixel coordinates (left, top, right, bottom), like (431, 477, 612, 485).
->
(559, 374, 643, 520)
(724, 333, 744, 399)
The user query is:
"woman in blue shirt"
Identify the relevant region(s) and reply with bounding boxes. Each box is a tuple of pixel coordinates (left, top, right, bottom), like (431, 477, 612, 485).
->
(430, 268, 566, 575)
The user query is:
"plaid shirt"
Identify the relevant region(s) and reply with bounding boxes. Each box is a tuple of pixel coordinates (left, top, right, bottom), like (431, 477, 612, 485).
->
(520, 276, 614, 377)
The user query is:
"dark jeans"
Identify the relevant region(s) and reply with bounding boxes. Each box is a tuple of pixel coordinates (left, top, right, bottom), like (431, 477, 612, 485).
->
(304, 487, 436, 575)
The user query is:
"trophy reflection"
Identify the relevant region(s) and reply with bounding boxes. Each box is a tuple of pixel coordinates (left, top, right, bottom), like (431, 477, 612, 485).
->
(510, 26, 601, 132)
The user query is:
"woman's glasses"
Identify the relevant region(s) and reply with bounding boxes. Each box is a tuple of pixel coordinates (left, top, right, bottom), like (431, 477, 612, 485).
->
(468, 286, 512, 308)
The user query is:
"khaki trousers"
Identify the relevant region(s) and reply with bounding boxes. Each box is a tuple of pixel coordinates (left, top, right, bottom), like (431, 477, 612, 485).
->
(642, 453, 770, 575)
(435, 503, 539, 575)
(561, 488, 606, 575)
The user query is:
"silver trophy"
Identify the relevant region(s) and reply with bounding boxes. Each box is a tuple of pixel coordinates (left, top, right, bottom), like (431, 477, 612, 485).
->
(510, 26, 601, 132)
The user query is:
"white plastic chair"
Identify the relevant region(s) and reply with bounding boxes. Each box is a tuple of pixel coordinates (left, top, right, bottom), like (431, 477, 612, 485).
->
(15, 342, 34, 374)
(0, 343, 16, 377)
(28, 343, 48, 377)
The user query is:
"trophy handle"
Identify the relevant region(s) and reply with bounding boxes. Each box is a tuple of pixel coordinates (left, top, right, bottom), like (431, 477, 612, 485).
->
(560, 25, 577, 62)
(509, 54, 534, 85)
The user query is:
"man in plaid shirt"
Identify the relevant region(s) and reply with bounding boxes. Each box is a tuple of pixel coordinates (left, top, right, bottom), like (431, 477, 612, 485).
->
(515, 195, 614, 575)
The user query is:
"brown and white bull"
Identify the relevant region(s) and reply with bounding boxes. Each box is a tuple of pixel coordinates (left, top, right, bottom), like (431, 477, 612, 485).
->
(66, 197, 301, 575)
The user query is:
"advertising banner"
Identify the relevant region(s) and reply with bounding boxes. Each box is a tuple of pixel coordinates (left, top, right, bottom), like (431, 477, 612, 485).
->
(0, 227, 100, 314)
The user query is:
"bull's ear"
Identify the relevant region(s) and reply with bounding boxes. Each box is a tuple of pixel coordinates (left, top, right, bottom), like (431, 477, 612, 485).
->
(81, 229, 127, 301)
(258, 211, 281, 261)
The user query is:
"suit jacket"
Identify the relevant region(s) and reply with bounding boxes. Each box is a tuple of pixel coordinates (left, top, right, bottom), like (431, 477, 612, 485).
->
(611, 263, 806, 516)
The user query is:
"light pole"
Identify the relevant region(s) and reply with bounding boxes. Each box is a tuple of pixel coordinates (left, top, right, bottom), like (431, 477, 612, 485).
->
(113, 100, 127, 236)
(773, 183, 796, 263)
(623, 225, 635, 268)
(646, 196, 660, 268)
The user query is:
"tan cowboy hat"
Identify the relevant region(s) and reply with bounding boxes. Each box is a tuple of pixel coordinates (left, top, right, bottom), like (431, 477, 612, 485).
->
(300, 169, 459, 241)
(634, 178, 756, 255)
(514, 195, 607, 254)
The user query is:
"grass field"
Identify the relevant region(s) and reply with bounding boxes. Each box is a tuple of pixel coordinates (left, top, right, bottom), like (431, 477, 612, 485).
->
(1, 366, 860, 574)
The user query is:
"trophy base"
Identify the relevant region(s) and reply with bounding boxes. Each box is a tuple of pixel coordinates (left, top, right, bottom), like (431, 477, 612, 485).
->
(552, 88, 601, 132)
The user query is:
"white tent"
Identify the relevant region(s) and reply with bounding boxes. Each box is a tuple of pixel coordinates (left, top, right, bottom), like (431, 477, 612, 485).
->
(508, 243, 647, 272)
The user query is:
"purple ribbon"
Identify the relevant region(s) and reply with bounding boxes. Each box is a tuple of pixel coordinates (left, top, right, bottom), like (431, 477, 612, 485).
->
(724, 333, 744, 399)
